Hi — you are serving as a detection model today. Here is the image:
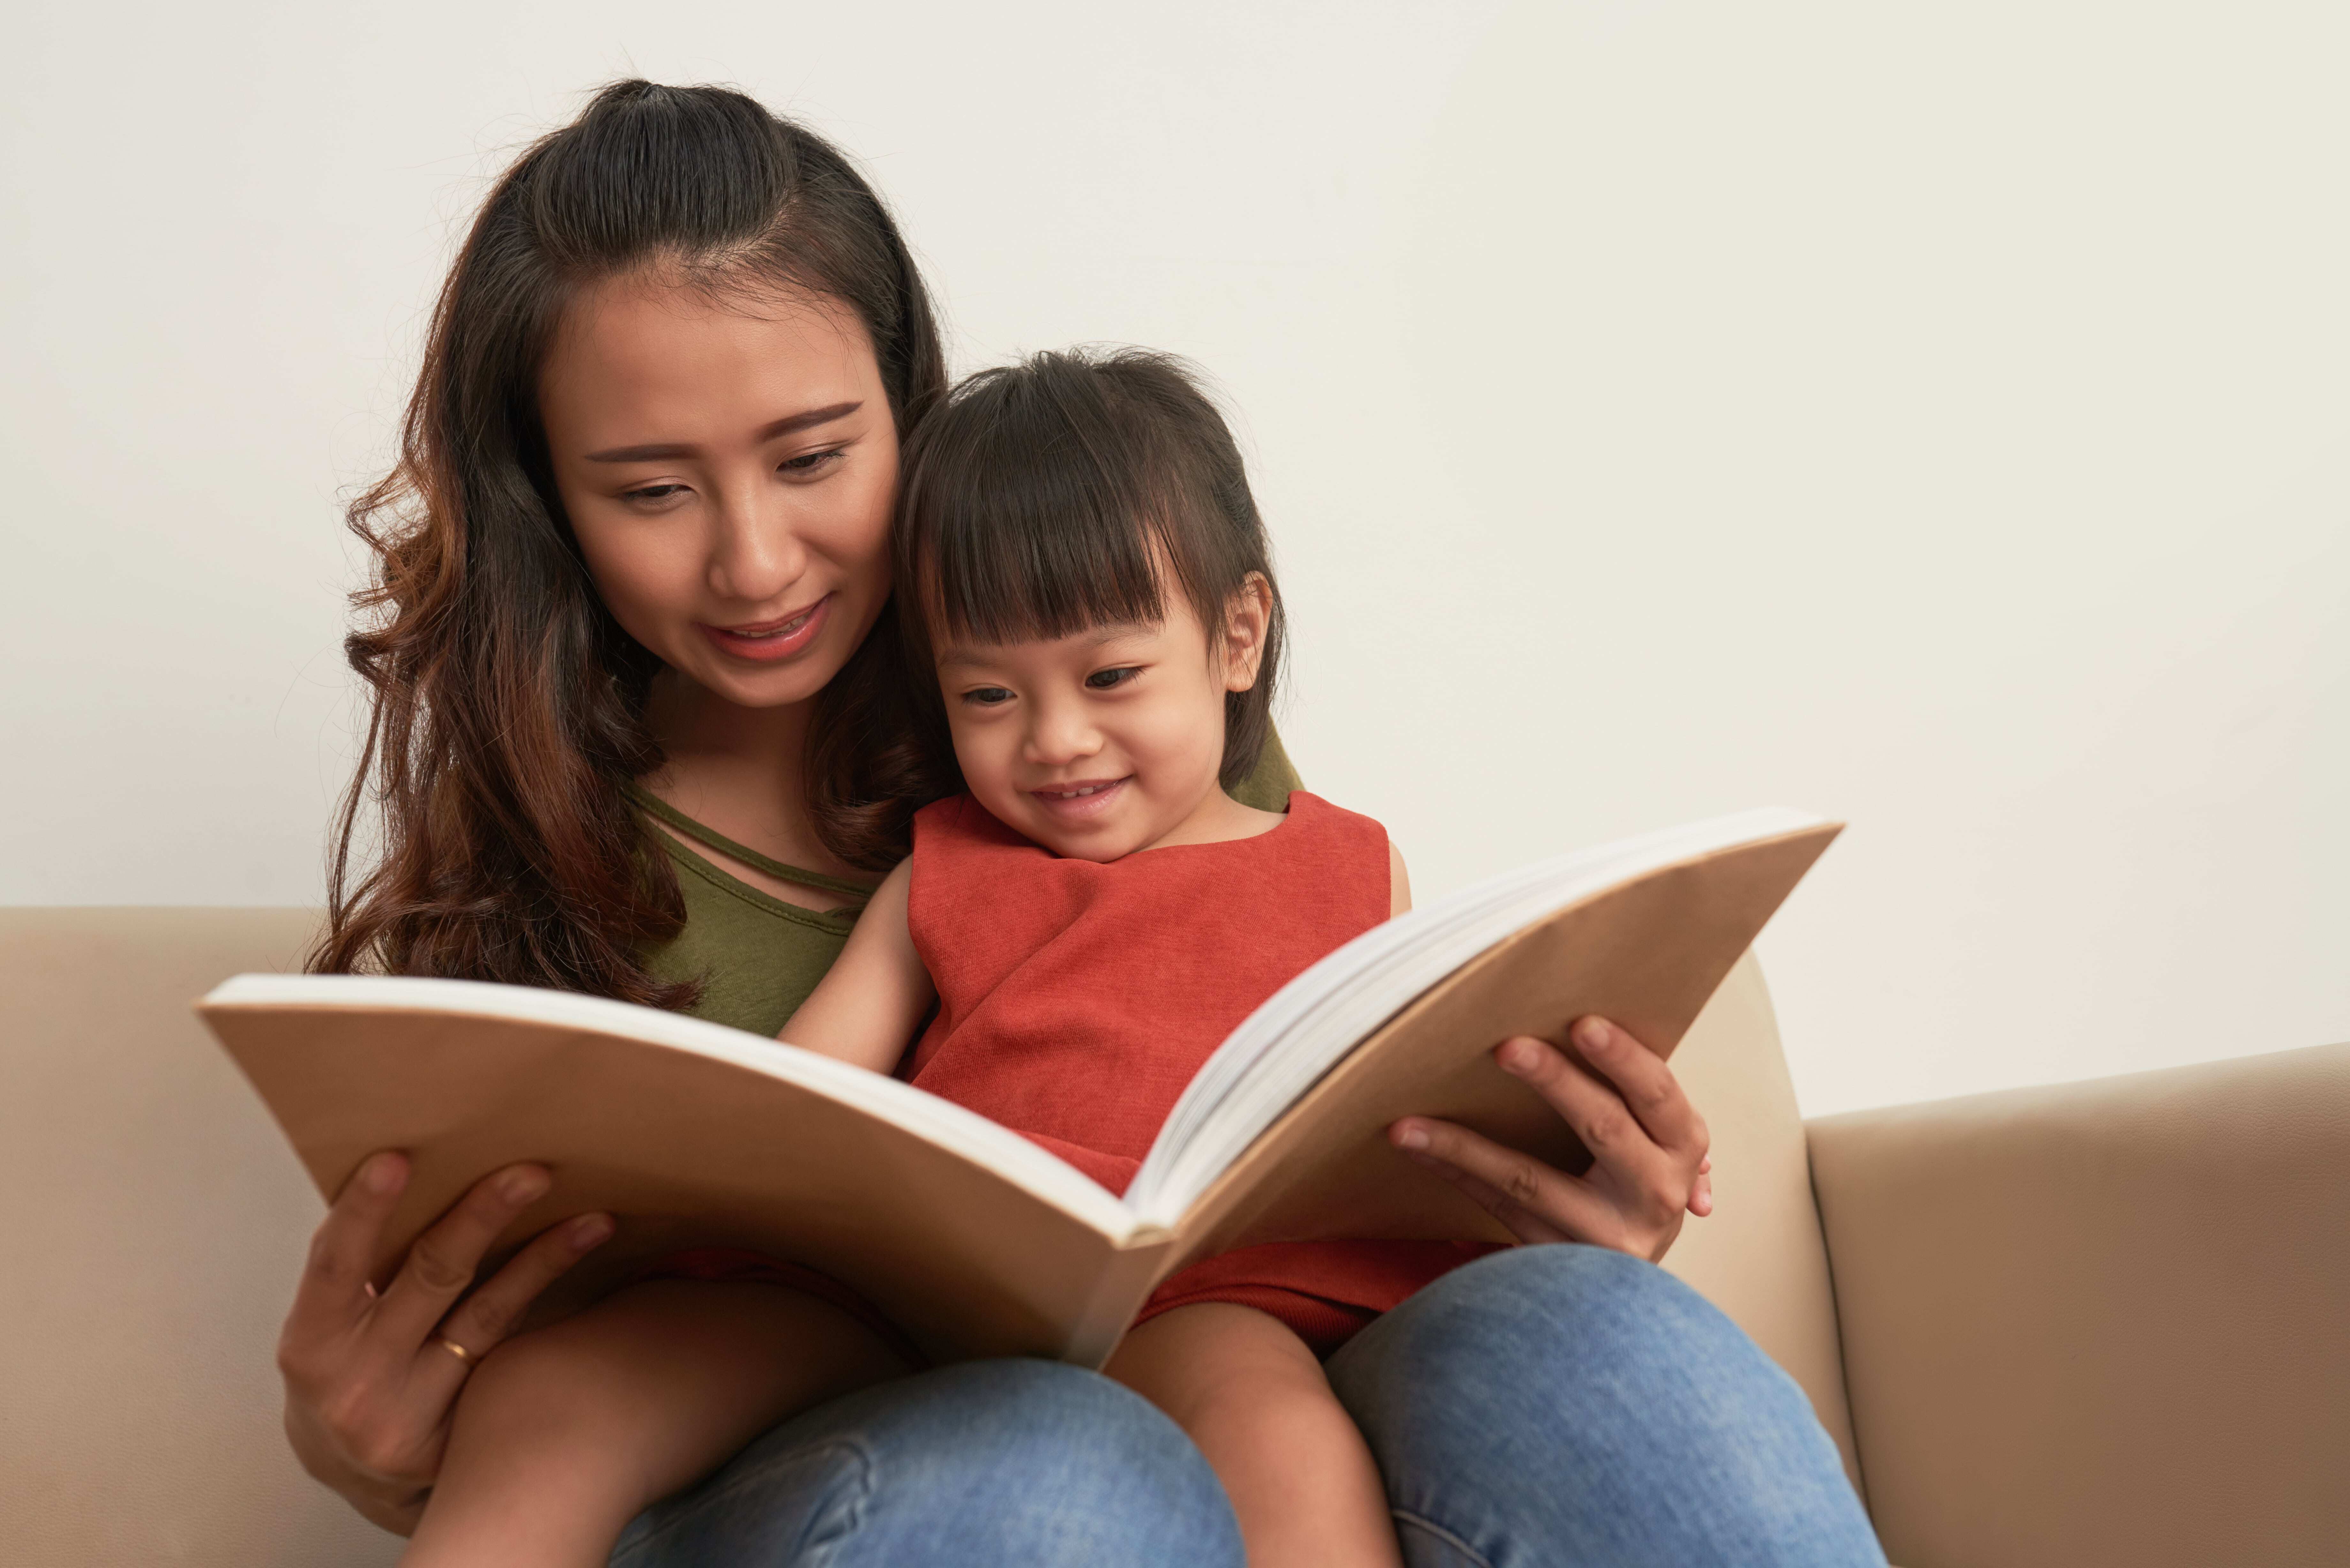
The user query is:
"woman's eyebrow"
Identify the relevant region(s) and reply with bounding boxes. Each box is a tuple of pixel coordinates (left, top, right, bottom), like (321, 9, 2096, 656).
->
(755, 402, 862, 441)
(583, 402, 864, 463)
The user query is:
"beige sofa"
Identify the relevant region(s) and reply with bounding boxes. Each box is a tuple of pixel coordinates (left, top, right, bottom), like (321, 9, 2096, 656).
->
(3, 907, 2344, 1566)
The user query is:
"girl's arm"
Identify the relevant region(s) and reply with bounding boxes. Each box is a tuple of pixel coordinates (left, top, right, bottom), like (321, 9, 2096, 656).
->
(407, 1278, 905, 1562)
(778, 858, 935, 1073)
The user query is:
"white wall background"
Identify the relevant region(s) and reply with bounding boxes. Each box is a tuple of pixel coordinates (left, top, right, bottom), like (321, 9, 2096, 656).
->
(4, 1, 2343, 1117)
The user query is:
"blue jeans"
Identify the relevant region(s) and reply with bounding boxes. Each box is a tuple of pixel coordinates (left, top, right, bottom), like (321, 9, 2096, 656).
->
(1327, 1246, 1885, 1566)
(613, 1246, 1883, 1566)
(609, 1358, 1240, 1565)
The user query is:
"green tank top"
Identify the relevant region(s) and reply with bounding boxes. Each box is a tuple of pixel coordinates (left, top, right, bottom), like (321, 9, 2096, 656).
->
(637, 730, 1305, 1037)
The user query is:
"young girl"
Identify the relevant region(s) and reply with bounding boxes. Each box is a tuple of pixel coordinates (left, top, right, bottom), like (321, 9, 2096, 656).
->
(401, 349, 1490, 1568)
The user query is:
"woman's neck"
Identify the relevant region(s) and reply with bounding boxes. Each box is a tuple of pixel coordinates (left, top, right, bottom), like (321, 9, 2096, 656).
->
(636, 668, 868, 896)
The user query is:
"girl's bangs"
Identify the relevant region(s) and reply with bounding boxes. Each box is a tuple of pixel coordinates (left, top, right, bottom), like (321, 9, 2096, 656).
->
(915, 452, 1200, 651)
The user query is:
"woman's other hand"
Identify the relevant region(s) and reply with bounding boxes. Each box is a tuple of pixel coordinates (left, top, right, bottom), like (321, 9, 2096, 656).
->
(276, 1151, 614, 1533)
(1388, 1017, 1711, 1263)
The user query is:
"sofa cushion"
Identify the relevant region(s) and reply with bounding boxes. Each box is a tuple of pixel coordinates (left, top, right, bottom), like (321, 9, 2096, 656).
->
(0, 907, 400, 1566)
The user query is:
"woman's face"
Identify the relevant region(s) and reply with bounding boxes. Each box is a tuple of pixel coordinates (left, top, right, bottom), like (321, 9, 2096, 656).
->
(538, 275, 899, 712)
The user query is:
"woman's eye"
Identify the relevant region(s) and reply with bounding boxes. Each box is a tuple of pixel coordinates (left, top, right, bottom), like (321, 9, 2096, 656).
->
(779, 448, 844, 477)
(961, 686, 1014, 706)
(624, 483, 688, 505)
(1085, 667, 1141, 690)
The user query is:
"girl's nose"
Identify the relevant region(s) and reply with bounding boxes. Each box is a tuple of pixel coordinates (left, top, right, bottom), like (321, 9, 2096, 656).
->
(1023, 697, 1102, 766)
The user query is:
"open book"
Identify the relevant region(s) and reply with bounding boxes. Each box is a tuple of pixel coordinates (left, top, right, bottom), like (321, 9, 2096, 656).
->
(199, 809, 1838, 1367)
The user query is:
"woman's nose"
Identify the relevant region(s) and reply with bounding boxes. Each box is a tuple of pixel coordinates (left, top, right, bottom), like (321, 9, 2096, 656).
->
(704, 478, 809, 604)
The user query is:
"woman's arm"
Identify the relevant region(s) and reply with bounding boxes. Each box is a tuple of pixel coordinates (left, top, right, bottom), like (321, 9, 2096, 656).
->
(276, 1154, 614, 1533)
(777, 857, 936, 1072)
(1389, 1017, 1714, 1262)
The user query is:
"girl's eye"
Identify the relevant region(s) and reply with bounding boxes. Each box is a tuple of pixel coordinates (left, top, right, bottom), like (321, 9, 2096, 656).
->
(1085, 667, 1141, 690)
(779, 448, 845, 477)
(624, 483, 689, 505)
(961, 686, 1015, 706)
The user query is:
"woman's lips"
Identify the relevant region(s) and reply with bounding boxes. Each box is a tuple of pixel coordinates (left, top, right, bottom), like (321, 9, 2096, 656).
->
(1029, 777, 1130, 820)
(700, 595, 833, 663)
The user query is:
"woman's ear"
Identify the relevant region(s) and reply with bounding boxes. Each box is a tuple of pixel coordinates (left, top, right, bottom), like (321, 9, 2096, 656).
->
(1219, 572, 1274, 693)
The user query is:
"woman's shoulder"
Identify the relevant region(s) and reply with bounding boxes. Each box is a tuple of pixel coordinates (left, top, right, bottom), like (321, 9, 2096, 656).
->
(1228, 727, 1303, 814)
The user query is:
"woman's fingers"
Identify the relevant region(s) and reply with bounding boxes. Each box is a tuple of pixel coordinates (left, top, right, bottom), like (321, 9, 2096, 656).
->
(275, 1160, 602, 1522)
(283, 1150, 411, 1357)
(1388, 1022, 1716, 1260)
(370, 1163, 553, 1349)
(1391, 1117, 1618, 1245)
(423, 1212, 616, 1391)
(1493, 1034, 1687, 1204)
(1395, 1140, 1574, 1245)
(1562, 1018, 1709, 1159)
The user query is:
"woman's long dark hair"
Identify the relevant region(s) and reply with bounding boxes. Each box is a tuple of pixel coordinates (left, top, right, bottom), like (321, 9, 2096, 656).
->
(313, 81, 944, 1000)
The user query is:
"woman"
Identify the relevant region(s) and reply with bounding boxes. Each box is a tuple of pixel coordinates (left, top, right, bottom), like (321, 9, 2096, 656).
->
(283, 80, 1884, 1566)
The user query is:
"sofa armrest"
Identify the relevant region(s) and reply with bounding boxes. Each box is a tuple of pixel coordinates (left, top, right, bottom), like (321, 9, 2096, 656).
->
(1659, 952, 1861, 1489)
(1808, 1041, 2350, 1568)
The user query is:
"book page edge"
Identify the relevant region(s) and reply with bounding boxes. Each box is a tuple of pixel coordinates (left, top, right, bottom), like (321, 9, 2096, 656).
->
(195, 973, 1141, 1243)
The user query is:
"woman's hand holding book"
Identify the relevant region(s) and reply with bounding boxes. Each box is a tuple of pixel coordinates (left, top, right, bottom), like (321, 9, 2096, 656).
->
(274, 1152, 614, 1533)
(1388, 1016, 1713, 1264)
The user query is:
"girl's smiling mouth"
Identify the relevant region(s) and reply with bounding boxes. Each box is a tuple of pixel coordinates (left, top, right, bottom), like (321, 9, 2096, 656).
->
(700, 595, 832, 662)
(1029, 777, 1131, 819)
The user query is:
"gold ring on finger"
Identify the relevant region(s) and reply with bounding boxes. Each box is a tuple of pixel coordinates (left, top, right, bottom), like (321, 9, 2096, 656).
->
(437, 1337, 478, 1366)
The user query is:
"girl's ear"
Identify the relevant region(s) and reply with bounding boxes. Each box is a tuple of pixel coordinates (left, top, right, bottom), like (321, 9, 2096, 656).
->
(1219, 572, 1274, 693)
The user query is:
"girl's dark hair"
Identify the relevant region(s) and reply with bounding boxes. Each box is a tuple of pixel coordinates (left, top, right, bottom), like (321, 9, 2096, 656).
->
(893, 347, 1285, 794)
(313, 80, 945, 1000)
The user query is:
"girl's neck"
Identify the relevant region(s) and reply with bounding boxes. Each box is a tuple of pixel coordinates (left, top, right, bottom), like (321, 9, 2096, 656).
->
(635, 667, 869, 895)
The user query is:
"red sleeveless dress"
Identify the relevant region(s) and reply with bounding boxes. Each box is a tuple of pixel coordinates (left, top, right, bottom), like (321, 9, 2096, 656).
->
(904, 790, 1497, 1352)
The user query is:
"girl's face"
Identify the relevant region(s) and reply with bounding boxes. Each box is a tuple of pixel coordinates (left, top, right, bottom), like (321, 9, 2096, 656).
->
(538, 275, 899, 713)
(935, 577, 1270, 862)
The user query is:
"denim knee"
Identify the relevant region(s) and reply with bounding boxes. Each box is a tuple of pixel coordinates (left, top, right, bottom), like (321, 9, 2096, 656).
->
(873, 1360, 1238, 1532)
(1334, 1243, 1737, 1395)
(617, 1360, 1243, 1568)
(1325, 1245, 1883, 1568)
(1328, 1245, 1765, 1462)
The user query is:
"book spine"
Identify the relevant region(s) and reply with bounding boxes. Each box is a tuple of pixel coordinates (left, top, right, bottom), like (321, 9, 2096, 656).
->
(1060, 1228, 1176, 1368)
